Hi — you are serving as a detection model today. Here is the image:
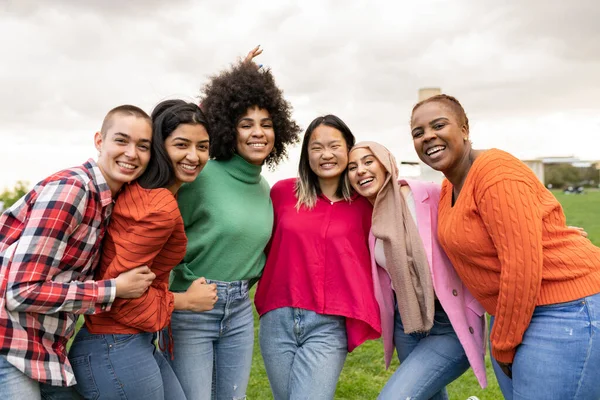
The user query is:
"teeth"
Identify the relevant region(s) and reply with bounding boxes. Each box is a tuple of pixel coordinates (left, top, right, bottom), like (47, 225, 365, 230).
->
(426, 146, 445, 156)
(249, 143, 266, 148)
(117, 162, 136, 170)
(321, 163, 336, 167)
(359, 178, 374, 186)
(180, 164, 197, 171)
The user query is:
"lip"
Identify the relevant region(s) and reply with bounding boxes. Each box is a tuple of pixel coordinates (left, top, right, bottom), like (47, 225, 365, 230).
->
(116, 161, 139, 174)
(424, 144, 446, 160)
(357, 177, 375, 188)
(320, 162, 337, 170)
(178, 162, 199, 176)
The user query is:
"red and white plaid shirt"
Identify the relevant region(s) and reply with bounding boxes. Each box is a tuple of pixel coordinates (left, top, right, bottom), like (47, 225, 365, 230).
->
(0, 159, 117, 386)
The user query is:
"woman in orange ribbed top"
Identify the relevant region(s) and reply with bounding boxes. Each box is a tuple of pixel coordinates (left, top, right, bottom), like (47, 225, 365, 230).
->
(69, 100, 218, 400)
(409, 94, 600, 400)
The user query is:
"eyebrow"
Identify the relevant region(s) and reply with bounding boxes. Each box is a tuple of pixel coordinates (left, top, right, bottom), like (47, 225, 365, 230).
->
(238, 117, 273, 123)
(310, 139, 342, 146)
(172, 137, 210, 144)
(429, 117, 450, 125)
(348, 154, 374, 164)
(114, 132, 151, 143)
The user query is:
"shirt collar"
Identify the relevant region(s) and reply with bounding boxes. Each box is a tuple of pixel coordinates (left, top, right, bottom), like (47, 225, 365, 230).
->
(83, 158, 113, 207)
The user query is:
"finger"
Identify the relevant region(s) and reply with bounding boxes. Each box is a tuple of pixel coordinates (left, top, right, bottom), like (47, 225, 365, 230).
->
(197, 277, 207, 284)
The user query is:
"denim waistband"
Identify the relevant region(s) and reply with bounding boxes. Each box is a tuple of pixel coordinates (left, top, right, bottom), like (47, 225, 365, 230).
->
(205, 279, 250, 297)
(76, 326, 155, 344)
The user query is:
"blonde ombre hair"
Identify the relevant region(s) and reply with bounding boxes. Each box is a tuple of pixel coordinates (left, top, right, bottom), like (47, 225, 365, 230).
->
(294, 115, 355, 210)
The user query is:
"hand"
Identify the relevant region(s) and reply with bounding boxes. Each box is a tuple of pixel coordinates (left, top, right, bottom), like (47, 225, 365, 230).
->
(115, 266, 155, 299)
(242, 45, 263, 66)
(183, 277, 218, 312)
(497, 361, 513, 378)
(568, 226, 588, 238)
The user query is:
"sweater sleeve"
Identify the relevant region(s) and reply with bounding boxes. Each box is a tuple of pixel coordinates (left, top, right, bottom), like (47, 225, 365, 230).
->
(102, 206, 176, 331)
(477, 178, 543, 363)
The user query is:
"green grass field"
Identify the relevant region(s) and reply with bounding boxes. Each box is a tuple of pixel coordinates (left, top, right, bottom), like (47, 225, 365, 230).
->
(71, 190, 599, 399)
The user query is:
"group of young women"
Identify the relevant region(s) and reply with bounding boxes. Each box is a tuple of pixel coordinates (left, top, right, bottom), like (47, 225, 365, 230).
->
(2, 46, 600, 400)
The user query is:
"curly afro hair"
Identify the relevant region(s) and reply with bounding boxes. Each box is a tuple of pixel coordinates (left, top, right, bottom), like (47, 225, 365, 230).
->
(200, 62, 301, 169)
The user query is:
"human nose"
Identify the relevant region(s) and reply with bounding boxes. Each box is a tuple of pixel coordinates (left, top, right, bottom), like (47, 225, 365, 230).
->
(124, 143, 138, 159)
(187, 148, 200, 162)
(422, 127, 437, 142)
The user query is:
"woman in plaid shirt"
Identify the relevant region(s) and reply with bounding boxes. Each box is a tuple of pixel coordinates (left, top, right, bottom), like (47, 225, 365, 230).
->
(0, 105, 156, 399)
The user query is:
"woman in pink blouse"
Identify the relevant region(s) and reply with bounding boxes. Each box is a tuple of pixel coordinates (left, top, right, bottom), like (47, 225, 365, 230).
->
(254, 115, 381, 400)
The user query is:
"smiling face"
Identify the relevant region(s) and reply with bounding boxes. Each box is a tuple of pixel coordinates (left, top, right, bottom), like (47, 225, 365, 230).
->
(347, 147, 387, 204)
(165, 123, 210, 192)
(235, 106, 275, 165)
(95, 115, 153, 195)
(307, 125, 349, 183)
(410, 101, 469, 174)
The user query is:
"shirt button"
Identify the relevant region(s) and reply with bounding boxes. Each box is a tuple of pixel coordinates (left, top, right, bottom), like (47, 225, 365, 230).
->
(452, 289, 458, 296)
(469, 326, 474, 334)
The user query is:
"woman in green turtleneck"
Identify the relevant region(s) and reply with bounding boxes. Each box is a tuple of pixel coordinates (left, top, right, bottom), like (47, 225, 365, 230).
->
(168, 49, 301, 400)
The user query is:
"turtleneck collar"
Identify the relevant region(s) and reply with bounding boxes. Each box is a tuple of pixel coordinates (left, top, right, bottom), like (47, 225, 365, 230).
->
(220, 153, 263, 184)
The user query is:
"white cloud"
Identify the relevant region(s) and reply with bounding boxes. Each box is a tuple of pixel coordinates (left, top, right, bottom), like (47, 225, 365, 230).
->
(0, 0, 599, 189)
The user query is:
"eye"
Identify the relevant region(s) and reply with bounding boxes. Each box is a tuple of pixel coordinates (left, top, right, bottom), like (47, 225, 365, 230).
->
(262, 123, 273, 129)
(348, 165, 356, 171)
(240, 124, 252, 129)
(331, 145, 341, 150)
(412, 130, 423, 139)
(198, 144, 209, 151)
(175, 143, 187, 149)
(365, 160, 373, 165)
(433, 123, 445, 130)
(115, 138, 127, 144)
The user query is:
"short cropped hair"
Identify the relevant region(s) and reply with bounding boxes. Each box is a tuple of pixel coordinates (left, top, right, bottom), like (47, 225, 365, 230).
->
(100, 105, 152, 137)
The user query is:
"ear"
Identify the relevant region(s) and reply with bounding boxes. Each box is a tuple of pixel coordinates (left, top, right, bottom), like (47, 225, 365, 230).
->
(461, 124, 469, 141)
(94, 131, 103, 152)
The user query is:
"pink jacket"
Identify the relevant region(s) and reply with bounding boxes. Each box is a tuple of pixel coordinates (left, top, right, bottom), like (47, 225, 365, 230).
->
(370, 179, 487, 388)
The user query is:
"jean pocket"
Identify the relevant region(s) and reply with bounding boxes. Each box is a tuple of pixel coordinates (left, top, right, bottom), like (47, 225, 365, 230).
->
(70, 355, 99, 400)
(111, 333, 137, 344)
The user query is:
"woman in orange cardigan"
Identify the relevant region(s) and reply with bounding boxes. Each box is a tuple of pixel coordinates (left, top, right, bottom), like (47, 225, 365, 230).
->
(410, 94, 600, 400)
(69, 100, 218, 400)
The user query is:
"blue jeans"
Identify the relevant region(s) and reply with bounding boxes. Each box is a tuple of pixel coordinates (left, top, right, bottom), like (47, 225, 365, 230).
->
(0, 354, 81, 400)
(68, 326, 185, 400)
(168, 279, 254, 400)
(378, 301, 470, 400)
(0, 354, 42, 399)
(259, 307, 348, 400)
(490, 292, 600, 400)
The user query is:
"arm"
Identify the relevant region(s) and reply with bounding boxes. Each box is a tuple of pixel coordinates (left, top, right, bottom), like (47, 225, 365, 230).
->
(477, 179, 543, 363)
(6, 179, 115, 314)
(104, 206, 177, 331)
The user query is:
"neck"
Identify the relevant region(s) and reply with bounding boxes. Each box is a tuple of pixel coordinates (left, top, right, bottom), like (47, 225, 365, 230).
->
(318, 177, 341, 201)
(168, 181, 182, 195)
(97, 165, 123, 198)
(445, 148, 474, 196)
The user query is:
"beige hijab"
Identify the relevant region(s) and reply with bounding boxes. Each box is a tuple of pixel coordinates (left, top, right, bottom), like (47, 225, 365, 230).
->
(351, 141, 435, 334)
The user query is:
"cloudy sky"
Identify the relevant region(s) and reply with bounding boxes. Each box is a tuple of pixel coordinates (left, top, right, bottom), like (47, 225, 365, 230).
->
(1, 0, 599, 189)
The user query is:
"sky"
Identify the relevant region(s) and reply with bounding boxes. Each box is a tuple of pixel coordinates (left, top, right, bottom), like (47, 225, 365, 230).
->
(1, 0, 599, 189)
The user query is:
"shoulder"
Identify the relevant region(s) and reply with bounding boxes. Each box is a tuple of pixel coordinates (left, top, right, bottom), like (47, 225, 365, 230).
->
(471, 149, 540, 193)
(115, 183, 178, 221)
(403, 179, 441, 197)
(271, 178, 297, 195)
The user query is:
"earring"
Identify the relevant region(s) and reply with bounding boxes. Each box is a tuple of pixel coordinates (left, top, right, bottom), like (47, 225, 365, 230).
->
(463, 137, 468, 142)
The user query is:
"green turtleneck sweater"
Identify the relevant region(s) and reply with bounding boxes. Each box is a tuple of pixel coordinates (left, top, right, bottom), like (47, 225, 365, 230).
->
(170, 154, 273, 290)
